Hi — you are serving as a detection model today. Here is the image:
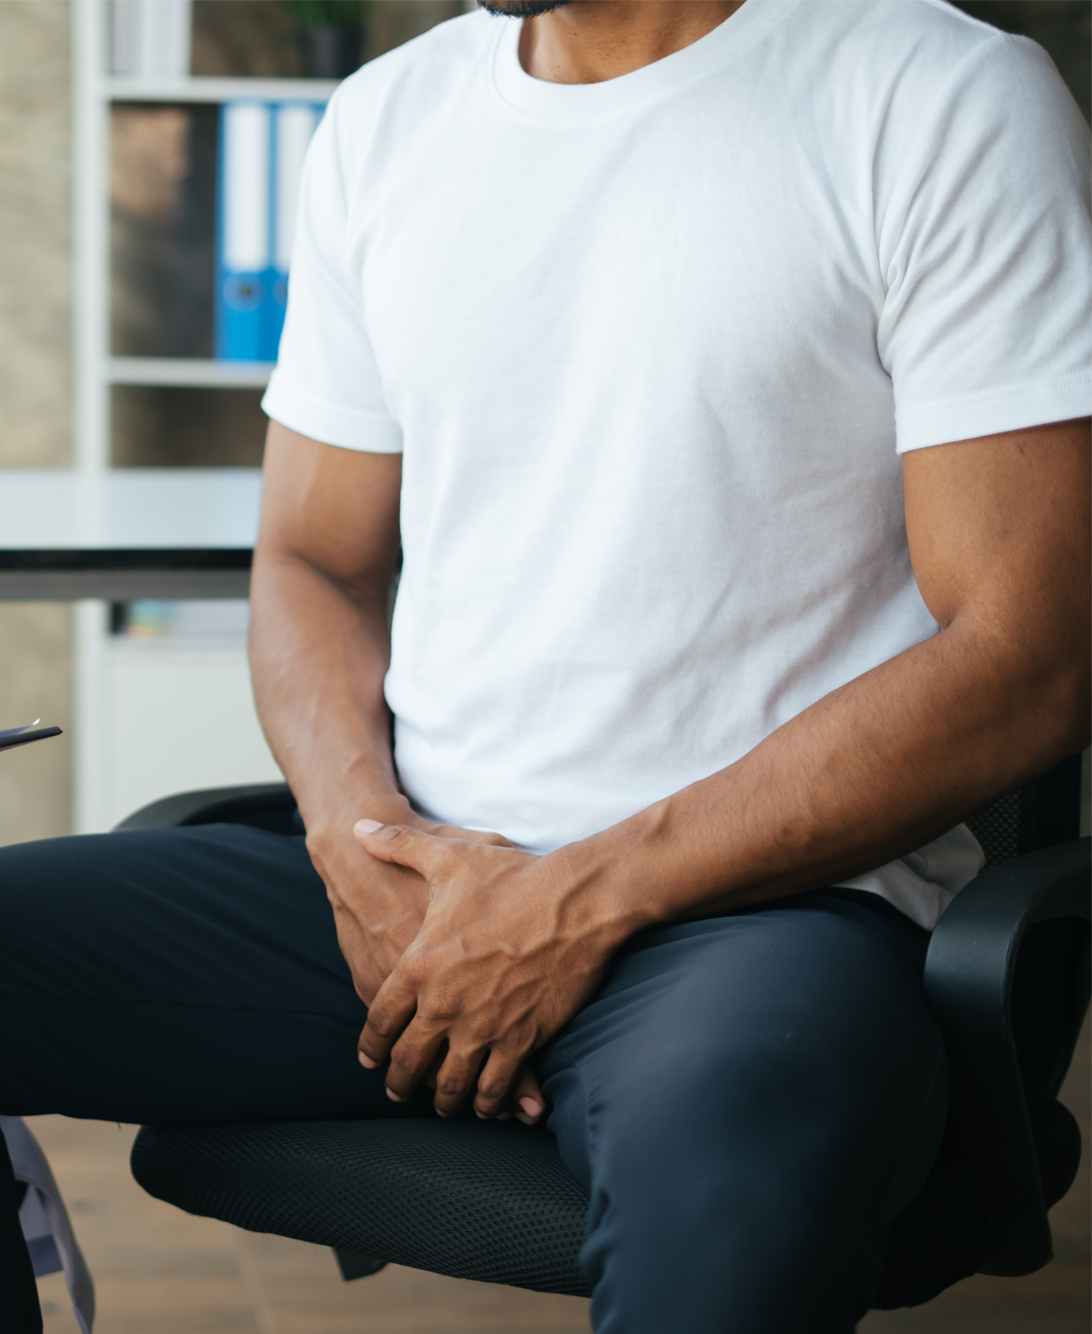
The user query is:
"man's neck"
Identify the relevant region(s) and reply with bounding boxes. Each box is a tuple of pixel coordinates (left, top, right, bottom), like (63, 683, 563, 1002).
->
(518, 1, 745, 85)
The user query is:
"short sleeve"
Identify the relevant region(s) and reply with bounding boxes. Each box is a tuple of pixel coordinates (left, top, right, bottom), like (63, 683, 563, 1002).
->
(261, 94, 403, 453)
(876, 34, 1091, 453)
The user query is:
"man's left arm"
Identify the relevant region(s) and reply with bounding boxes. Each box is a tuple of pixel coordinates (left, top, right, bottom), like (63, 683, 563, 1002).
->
(355, 418, 1091, 1119)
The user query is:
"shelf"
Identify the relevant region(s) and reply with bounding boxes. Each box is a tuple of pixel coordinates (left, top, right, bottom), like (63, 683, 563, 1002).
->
(108, 358, 274, 389)
(101, 76, 338, 104)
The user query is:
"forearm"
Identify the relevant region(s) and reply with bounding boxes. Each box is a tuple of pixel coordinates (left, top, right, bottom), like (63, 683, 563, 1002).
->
(249, 548, 409, 841)
(556, 616, 1089, 945)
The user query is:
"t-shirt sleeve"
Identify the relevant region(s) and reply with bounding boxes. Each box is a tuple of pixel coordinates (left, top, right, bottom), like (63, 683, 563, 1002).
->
(261, 94, 403, 453)
(877, 33, 1091, 453)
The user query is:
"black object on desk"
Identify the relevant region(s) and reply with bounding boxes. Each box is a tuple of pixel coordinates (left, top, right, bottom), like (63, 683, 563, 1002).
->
(0, 724, 62, 752)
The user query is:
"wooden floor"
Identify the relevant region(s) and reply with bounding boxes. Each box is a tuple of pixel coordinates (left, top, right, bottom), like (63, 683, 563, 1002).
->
(32, 1018, 1089, 1334)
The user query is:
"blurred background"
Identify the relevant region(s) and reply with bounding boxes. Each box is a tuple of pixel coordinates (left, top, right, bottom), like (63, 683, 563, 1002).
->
(0, 2, 1088, 1331)
(0, 0, 468, 842)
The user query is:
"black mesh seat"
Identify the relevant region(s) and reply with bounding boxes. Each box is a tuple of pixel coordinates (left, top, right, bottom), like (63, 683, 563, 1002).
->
(122, 758, 1090, 1311)
(132, 1117, 591, 1294)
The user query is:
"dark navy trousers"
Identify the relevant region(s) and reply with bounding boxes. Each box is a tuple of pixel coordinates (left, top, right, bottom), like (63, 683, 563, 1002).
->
(0, 824, 947, 1331)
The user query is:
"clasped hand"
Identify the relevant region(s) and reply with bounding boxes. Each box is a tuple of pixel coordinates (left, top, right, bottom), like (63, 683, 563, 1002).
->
(352, 820, 610, 1121)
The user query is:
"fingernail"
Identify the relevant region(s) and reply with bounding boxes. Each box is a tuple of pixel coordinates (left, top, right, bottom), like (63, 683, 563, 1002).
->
(355, 819, 384, 834)
(475, 1109, 488, 1120)
(519, 1097, 542, 1117)
(385, 1087, 404, 1103)
(436, 1107, 450, 1118)
(496, 1111, 512, 1122)
(358, 1051, 378, 1069)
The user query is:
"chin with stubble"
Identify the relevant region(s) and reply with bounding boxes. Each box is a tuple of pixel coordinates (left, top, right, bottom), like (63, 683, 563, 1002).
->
(476, 0, 570, 15)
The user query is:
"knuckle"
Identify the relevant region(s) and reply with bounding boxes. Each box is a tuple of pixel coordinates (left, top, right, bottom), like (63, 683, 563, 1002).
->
(422, 1007, 458, 1029)
(436, 1076, 466, 1098)
(403, 963, 433, 993)
(401, 942, 435, 976)
(476, 1075, 508, 1101)
(387, 1049, 418, 1077)
(419, 992, 459, 1024)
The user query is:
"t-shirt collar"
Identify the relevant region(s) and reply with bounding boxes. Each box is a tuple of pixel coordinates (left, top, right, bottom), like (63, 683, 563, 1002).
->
(488, 0, 792, 124)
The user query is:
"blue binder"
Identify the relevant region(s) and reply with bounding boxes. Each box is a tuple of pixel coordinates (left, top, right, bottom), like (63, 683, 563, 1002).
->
(215, 101, 272, 361)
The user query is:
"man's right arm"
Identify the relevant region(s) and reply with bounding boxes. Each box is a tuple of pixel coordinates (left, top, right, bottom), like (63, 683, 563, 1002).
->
(249, 421, 423, 1002)
(248, 421, 551, 1124)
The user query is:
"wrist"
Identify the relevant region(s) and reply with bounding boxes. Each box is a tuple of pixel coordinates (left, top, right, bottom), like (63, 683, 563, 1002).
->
(302, 789, 413, 857)
(543, 816, 665, 953)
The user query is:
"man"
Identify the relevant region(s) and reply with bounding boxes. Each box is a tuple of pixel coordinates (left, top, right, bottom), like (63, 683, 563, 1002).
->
(1, 1, 1089, 1330)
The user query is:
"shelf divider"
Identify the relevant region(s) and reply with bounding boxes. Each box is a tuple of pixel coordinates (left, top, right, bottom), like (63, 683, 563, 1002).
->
(108, 358, 274, 389)
(100, 76, 338, 104)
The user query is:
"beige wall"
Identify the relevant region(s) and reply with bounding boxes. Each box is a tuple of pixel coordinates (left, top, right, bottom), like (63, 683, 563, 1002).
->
(0, 0, 71, 469)
(0, 0, 73, 846)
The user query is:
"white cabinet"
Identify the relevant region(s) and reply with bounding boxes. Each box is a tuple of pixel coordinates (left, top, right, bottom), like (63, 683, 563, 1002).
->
(77, 602, 281, 832)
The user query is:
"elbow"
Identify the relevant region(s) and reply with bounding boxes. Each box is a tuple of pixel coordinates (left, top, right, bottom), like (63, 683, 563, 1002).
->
(1025, 638, 1091, 769)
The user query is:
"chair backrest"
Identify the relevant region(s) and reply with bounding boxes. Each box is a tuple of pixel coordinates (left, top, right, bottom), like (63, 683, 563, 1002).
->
(114, 783, 298, 836)
(965, 752, 1084, 868)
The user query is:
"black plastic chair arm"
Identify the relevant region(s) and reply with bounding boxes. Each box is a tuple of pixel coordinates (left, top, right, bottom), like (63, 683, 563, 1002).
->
(113, 783, 295, 833)
(923, 836, 1090, 1277)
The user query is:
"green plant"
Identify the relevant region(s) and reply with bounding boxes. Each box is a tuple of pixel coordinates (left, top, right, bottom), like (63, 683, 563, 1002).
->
(278, 0, 370, 31)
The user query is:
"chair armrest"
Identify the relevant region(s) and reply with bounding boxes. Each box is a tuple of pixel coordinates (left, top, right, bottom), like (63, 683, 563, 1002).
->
(924, 837, 1090, 1276)
(114, 783, 295, 833)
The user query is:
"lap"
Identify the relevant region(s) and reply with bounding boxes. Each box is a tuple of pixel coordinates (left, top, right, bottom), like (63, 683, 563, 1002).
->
(540, 890, 943, 1195)
(1, 830, 947, 1325)
(535, 892, 947, 1330)
(0, 824, 434, 1123)
(1, 829, 944, 1210)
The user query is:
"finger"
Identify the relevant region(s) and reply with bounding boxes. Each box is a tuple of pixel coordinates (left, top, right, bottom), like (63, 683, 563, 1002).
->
(357, 968, 419, 1070)
(384, 1020, 447, 1104)
(433, 825, 514, 848)
(330, 906, 384, 1006)
(470, 1049, 523, 1121)
(353, 820, 454, 881)
(422, 1046, 447, 1091)
(431, 1045, 490, 1118)
(511, 1065, 548, 1125)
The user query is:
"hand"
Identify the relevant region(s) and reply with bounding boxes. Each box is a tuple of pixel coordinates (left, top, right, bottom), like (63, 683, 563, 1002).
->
(307, 798, 549, 1121)
(352, 820, 620, 1121)
(307, 794, 511, 1002)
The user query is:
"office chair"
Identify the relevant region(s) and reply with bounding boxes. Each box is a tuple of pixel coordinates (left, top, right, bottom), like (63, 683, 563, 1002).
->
(123, 754, 1089, 1311)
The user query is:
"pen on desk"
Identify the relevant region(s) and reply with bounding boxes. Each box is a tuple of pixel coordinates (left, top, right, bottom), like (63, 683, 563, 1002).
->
(0, 721, 63, 751)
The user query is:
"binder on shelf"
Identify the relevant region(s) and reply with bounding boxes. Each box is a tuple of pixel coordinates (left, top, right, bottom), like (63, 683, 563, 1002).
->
(270, 103, 324, 360)
(215, 100, 324, 364)
(215, 102, 272, 362)
(112, 0, 193, 78)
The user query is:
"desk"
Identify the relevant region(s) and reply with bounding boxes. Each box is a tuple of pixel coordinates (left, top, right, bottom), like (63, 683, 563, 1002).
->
(0, 469, 261, 601)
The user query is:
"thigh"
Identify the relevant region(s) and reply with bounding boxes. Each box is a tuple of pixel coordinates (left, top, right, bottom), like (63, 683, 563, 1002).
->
(0, 825, 432, 1124)
(536, 892, 947, 1332)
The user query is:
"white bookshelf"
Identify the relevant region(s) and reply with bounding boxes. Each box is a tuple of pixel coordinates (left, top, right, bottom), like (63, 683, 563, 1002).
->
(109, 357, 273, 389)
(71, 0, 332, 830)
(103, 75, 338, 103)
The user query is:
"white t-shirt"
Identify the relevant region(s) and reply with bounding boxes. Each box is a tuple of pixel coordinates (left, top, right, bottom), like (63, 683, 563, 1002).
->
(263, 0, 1091, 931)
